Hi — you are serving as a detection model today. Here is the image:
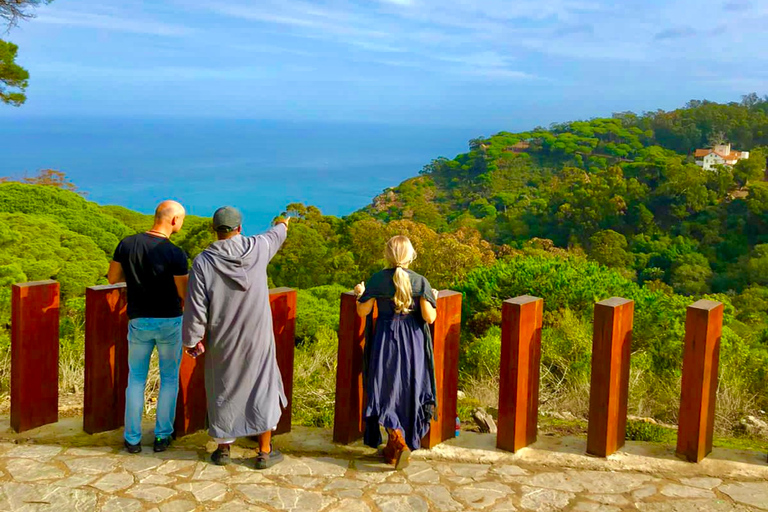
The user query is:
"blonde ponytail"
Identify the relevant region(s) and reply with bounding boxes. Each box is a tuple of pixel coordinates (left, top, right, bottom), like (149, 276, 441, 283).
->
(392, 267, 413, 314)
(385, 236, 417, 314)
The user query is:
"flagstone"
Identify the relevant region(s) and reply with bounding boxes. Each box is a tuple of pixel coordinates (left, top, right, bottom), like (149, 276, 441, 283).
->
(176, 480, 229, 502)
(64, 456, 119, 475)
(127, 484, 179, 503)
(719, 482, 768, 510)
(101, 496, 144, 512)
(237, 484, 337, 511)
(5, 458, 65, 481)
(371, 494, 430, 512)
(519, 486, 575, 512)
(91, 471, 135, 492)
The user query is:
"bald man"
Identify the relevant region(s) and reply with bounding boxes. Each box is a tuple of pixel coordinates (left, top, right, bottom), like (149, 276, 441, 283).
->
(108, 200, 189, 454)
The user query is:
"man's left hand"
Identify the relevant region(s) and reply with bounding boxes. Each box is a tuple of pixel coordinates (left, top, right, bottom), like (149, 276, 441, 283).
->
(186, 342, 205, 358)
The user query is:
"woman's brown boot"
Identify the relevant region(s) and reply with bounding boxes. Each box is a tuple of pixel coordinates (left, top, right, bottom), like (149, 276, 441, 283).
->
(390, 429, 411, 470)
(383, 434, 397, 465)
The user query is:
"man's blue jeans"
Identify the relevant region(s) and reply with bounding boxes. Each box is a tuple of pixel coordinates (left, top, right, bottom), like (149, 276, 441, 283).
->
(124, 317, 183, 445)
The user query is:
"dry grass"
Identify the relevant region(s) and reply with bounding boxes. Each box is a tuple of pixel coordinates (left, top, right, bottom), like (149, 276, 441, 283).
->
(292, 327, 338, 428)
(459, 363, 763, 440)
(715, 379, 759, 435)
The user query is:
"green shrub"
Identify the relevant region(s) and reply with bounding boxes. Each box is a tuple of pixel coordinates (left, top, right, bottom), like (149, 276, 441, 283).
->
(625, 420, 675, 443)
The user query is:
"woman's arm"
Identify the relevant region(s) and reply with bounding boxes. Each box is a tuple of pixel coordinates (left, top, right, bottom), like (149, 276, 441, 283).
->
(357, 298, 375, 318)
(354, 281, 375, 317)
(421, 296, 437, 324)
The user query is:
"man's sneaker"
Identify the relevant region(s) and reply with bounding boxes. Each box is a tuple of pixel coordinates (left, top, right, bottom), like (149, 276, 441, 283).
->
(211, 445, 231, 466)
(124, 440, 142, 454)
(153, 436, 172, 453)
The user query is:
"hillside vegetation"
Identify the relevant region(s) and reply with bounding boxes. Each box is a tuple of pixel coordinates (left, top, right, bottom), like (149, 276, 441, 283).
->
(2, 97, 767, 439)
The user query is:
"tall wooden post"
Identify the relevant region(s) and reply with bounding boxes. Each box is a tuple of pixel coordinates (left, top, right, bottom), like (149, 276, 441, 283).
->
(174, 346, 207, 437)
(422, 291, 462, 449)
(11, 281, 60, 433)
(676, 300, 723, 463)
(333, 292, 377, 444)
(175, 287, 297, 438)
(270, 287, 297, 435)
(83, 284, 129, 434)
(587, 297, 634, 457)
(497, 296, 543, 452)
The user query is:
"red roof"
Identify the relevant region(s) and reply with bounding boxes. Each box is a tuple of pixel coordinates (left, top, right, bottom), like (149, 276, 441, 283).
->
(695, 148, 744, 161)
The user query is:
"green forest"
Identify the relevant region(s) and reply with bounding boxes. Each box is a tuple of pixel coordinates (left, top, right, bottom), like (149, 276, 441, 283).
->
(2, 96, 768, 441)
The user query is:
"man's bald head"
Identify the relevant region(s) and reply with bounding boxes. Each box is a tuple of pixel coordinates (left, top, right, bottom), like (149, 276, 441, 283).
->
(153, 200, 186, 234)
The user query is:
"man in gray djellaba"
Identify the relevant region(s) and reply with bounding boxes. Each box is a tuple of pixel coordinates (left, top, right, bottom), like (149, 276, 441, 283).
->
(182, 206, 290, 469)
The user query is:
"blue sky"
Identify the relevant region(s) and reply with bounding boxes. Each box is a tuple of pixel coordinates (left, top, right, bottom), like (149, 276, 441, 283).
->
(2, 0, 767, 127)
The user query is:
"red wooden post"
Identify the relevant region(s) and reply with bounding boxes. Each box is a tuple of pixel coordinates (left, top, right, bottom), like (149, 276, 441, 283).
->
(11, 281, 60, 433)
(84, 284, 129, 434)
(676, 299, 723, 463)
(587, 297, 634, 457)
(270, 287, 297, 435)
(333, 292, 377, 444)
(422, 290, 462, 449)
(174, 344, 207, 438)
(497, 295, 543, 452)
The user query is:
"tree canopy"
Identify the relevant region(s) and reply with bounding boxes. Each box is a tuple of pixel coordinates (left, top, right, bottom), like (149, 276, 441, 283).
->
(0, 0, 51, 106)
(0, 40, 27, 106)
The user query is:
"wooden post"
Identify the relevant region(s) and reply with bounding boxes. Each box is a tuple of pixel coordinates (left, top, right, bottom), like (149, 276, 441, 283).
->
(333, 292, 376, 444)
(11, 281, 60, 433)
(676, 300, 723, 463)
(174, 346, 207, 437)
(422, 290, 463, 449)
(270, 287, 297, 435)
(587, 297, 634, 457)
(497, 295, 543, 452)
(175, 287, 297, 438)
(83, 284, 129, 434)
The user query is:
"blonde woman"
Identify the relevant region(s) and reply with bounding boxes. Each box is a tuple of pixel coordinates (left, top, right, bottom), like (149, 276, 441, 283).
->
(354, 235, 439, 469)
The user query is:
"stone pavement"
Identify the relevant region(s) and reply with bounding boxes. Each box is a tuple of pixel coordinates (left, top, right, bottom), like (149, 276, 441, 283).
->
(0, 421, 765, 511)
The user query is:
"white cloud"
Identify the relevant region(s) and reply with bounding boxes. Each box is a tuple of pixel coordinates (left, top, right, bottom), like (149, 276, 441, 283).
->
(35, 11, 193, 36)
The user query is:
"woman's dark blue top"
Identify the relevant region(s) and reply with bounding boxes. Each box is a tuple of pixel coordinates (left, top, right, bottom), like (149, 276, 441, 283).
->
(358, 268, 437, 450)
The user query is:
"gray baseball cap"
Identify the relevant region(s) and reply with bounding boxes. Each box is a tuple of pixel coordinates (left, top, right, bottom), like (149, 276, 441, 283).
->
(212, 206, 242, 232)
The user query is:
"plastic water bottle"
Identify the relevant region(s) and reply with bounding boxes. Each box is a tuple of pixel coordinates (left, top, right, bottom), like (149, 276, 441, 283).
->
(455, 416, 460, 437)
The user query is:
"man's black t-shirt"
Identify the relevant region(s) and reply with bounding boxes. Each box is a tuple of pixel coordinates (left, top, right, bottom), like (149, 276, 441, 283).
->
(113, 233, 189, 319)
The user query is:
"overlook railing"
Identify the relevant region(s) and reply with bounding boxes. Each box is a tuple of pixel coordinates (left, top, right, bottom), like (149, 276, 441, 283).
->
(12, 281, 298, 438)
(9, 280, 745, 463)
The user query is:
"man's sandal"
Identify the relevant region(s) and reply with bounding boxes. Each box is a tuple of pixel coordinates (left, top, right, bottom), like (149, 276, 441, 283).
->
(211, 445, 231, 466)
(255, 445, 284, 470)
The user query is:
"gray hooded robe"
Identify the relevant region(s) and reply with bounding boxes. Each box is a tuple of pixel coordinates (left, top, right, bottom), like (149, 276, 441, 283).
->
(182, 224, 288, 439)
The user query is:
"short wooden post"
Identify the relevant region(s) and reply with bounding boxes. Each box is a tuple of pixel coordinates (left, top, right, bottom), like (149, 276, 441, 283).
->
(174, 344, 207, 438)
(497, 295, 543, 452)
(676, 300, 723, 463)
(422, 290, 463, 449)
(270, 287, 297, 435)
(587, 297, 634, 457)
(333, 292, 376, 444)
(11, 281, 60, 433)
(84, 284, 129, 434)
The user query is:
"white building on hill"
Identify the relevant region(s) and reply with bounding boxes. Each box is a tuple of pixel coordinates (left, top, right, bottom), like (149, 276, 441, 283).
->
(695, 143, 749, 171)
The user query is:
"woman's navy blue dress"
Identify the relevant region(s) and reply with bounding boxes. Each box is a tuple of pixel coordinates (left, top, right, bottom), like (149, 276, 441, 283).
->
(358, 268, 437, 450)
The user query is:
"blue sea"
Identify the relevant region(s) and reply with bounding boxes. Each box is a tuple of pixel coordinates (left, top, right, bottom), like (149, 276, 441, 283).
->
(0, 118, 484, 232)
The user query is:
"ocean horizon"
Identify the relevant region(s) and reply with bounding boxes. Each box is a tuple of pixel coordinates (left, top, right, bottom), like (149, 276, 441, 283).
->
(0, 118, 489, 232)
